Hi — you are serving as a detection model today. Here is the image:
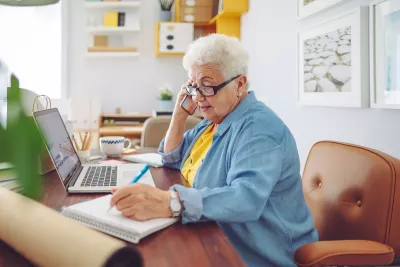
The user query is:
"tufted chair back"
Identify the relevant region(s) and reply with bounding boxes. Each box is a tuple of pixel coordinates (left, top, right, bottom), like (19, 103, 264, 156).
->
(301, 141, 400, 261)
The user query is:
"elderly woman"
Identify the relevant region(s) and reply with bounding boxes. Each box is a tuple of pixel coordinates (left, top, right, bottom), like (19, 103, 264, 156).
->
(111, 34, 318, 266)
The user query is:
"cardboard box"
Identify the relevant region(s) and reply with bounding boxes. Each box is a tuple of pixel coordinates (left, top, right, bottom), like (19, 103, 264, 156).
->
(180, 6, 213, 22)
(94, 36, 108, 47)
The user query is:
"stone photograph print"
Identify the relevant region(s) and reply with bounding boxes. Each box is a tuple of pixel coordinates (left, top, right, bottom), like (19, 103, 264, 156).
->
(303, 26, 352, 93)
(384, 9, 400, 94)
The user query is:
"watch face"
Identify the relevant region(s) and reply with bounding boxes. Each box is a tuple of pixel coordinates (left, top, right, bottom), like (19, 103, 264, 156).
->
(171, 200, 181, 212)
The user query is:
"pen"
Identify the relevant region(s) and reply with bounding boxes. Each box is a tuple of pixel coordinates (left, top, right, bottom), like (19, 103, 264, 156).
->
(129, 164, 150, 184)
(107, 164, 150, 212)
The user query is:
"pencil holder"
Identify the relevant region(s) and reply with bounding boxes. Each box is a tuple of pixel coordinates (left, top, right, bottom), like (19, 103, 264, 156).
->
(77, 149, 91, 163)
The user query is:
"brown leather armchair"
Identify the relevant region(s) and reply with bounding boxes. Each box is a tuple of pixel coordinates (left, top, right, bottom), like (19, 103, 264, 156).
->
(293, 141, 400, 267)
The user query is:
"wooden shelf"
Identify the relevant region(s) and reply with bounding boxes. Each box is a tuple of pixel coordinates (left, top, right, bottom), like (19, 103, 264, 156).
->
(99, 125, 143, 136)
(156, 52, 185, 57)
(88, 46, 137, 52)
(87, 26, 140, 33)
(85, 52, 140, 58)
(101, 113, 152, 118)
(194, 22, 212, 26)
(85, 1, 141, 9)
(98, 113, 152, 139)
(98, 113, 203, 140)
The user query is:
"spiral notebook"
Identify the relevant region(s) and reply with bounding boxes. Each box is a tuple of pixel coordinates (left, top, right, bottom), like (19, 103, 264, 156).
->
(122, 153, 163, 168)
(61, 194, 178, 244)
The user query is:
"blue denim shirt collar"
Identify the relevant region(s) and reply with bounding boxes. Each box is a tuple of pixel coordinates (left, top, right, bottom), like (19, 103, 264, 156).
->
(217, 91, 256, 136)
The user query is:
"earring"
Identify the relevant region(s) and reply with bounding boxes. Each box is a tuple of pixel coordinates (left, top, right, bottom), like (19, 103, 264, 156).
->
(237, 92, 243, 97)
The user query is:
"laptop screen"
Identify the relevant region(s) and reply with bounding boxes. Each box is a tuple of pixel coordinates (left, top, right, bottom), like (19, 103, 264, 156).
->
(34, 108, 81, 184)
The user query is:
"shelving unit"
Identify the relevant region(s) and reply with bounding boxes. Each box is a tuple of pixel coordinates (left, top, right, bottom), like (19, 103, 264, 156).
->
(98, 113, 151, 139)
(207, 0, 248, 39)
(85, 0, 141, 58)
(155, 0, 247, 57)
(98, 113, 203, 139)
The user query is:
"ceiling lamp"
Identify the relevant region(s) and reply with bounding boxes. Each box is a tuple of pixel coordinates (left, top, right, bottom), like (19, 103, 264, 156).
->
(0, 0, 59, 6)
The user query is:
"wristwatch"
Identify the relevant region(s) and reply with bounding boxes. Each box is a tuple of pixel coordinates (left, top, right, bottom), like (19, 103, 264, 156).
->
(169, 190, 182, 218)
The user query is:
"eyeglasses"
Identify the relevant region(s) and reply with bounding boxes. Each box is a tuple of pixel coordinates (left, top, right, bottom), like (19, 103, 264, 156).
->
(183, 75, 240, 97)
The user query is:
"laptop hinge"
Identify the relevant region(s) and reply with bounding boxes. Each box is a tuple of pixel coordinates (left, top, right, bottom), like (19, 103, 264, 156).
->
(68, 165, 83, 189)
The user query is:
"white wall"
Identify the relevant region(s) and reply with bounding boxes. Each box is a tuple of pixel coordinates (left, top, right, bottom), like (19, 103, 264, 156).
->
(241, 0, 400, 172)
(0, 4, 62, 99)
(67, 0, 187, 114)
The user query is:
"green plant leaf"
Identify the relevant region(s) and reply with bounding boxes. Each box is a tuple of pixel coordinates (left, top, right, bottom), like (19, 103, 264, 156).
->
(1, 75, 45, 199)
(159, 87, 173, 100)
(0, 124, 10, 163)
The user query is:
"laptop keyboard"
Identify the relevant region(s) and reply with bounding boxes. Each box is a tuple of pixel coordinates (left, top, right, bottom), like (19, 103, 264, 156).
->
(81, 166, 117, 187)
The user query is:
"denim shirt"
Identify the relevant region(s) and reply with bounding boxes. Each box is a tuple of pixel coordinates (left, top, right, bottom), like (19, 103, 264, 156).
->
(158, 91, 318, 266)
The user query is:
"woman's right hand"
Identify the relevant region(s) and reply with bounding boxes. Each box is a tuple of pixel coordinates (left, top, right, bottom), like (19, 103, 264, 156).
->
(164, 79, 195, 153)
(173, 79, 194, 118)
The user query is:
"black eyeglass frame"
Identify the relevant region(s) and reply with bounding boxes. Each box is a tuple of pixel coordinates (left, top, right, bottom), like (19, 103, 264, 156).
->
(183, 75, 241, 97)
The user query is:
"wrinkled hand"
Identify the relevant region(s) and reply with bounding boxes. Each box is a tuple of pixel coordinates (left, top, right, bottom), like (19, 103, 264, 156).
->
(110, 184, 172, 221)
(173, 79, 195, 118)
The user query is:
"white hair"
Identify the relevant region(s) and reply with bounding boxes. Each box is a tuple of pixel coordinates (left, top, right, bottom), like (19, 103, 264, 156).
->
(182, 34, 249, 80)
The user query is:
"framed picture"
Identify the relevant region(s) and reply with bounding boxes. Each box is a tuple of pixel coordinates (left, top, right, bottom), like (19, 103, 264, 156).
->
(370, 0, 400, 109)
(298, 0, 348, 19)
(297, 7, 369, 108)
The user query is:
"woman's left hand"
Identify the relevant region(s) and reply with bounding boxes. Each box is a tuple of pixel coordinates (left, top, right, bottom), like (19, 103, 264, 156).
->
(110, 184, 172, 221)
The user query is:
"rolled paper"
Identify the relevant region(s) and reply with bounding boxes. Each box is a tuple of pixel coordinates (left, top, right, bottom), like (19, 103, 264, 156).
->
(103, 246, 143, 267)
(0, 188, 142, 267)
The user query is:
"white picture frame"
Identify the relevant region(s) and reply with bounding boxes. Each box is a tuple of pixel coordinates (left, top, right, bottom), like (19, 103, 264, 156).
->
(297, 6, 369, 108)
(370, 0, 400, 109)
(298, 0, 348, 19)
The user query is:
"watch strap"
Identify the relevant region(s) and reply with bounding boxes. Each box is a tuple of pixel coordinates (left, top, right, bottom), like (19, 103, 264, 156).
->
(169, 190, 181, 217)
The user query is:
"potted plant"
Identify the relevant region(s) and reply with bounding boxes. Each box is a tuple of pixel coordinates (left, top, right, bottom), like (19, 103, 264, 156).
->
(158, 0, 174, 21)
(158, 85, 174, 111)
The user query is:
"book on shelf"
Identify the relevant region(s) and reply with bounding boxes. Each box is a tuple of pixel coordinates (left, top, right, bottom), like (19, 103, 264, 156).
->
(104, 12, 118, 27)
(118, 12, 125, 26)
(103, 12, 126, 27)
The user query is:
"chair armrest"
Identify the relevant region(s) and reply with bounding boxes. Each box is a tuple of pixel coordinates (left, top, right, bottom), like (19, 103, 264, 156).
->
(292, 240, 394, 267)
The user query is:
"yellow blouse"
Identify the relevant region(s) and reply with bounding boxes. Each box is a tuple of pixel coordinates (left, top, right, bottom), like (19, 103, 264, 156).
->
(181, 124, 217, 187)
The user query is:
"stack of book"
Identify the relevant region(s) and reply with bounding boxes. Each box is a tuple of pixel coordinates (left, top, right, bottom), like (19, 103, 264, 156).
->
(0, 162, 22, 193)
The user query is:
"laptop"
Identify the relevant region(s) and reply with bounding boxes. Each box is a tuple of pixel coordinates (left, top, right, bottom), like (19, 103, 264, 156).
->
(33, 108, 151, 193)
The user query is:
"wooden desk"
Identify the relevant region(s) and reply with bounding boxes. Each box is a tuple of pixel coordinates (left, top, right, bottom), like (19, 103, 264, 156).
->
(0, 167, 245, 267)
